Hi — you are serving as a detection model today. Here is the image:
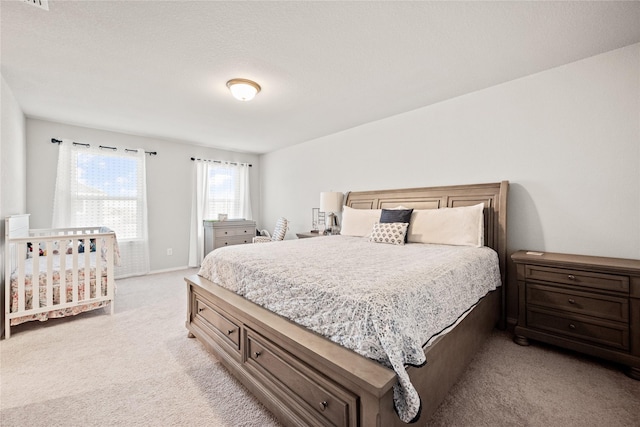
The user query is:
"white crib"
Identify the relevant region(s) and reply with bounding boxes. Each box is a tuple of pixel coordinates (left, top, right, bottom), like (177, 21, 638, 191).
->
(4, 214, 117, 338)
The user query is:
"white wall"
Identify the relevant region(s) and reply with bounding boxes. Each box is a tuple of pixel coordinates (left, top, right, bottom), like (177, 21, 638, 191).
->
(260, 43, 640, 323)
(25, 119, 261, 273)
(1, 74, 27, 336)
(1, 76, 27, 217)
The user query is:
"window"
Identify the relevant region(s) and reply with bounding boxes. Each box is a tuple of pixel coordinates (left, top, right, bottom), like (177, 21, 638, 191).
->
(53, 142, 150, 277)
(205, 163, 251, 220)
(72, 152, 141, 239)
(188, 160, 252, 266)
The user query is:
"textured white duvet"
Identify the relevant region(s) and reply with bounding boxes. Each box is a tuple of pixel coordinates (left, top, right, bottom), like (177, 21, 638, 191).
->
(198, 235, 501, 423)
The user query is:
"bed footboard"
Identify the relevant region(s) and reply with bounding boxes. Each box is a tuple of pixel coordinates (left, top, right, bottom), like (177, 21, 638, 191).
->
(185, 273, 500, 427)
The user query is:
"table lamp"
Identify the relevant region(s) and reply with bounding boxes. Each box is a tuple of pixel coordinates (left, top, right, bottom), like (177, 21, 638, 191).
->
(320, 191, 344, 235)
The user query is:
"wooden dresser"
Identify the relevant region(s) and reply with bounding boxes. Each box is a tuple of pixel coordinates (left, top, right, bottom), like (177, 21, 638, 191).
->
(512, 250, 640, 379)
(203, 219, 256, 256)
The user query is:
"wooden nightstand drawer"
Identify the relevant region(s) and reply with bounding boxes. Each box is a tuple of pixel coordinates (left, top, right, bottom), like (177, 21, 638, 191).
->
(525, 265, 629, 293)
(527, 307, 629, 350)
(527, 284, 629, 322)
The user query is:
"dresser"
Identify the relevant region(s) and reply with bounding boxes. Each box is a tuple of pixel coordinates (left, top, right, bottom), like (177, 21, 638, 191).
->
(512, 250, 640, 379)
(203, 220, 256, 256)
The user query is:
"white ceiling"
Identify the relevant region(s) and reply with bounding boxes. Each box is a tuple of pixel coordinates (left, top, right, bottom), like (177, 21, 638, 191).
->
(2, 1, 640, 154)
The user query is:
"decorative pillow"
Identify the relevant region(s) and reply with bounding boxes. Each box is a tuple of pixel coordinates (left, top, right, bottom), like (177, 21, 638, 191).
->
(407, 203, 484, 247)
(340, 206, 382, 237)
(369, 222, 409, 246)
(380, 208, 413, 224)
(380, 208, 413, 242)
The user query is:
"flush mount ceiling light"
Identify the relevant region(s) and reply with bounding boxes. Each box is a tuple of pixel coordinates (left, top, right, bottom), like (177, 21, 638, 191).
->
(226, 78, 261, 101)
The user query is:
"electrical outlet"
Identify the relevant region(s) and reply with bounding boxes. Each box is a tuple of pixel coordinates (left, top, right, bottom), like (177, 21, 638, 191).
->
(167, 248, 173, 256)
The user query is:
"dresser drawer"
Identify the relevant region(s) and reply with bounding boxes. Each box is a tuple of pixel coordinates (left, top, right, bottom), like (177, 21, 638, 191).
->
(527, 284, 629, 322)
(525, 265, 629, 293)
(527, 307, 629, 350)
(214, 227, 255, 237)
(246, 330, 358, 427)
(195, 297, 241, 351)
(213, 235, 253, 249)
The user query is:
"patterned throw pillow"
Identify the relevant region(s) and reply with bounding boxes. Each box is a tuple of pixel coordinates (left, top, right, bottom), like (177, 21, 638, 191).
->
(369, 222, 409, 246)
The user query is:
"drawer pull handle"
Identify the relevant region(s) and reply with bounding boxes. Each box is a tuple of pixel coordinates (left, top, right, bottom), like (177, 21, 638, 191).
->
(198, 307, 205, 313)
(567, 274, 576, 280)
(568, 298, 576, 304)
(227, 329, 234, 335)
(253, 351, 261, 358)
(319, 401, 328, 411)
(224, 231, 228, 234)
(569, 323, 576, 329)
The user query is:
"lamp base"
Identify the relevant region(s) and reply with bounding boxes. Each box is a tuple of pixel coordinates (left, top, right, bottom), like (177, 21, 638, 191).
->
(323, 213, 340, 235)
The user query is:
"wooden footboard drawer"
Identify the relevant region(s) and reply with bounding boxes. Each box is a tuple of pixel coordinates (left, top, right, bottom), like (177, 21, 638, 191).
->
(527, 307, 629, 350)
(245, 329, 359, 427)
(194, 297, 241, 351)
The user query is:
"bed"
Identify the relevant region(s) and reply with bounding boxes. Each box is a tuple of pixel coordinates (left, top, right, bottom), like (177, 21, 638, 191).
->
(4, 214, 118, 339)
(185, 181, 508, 426)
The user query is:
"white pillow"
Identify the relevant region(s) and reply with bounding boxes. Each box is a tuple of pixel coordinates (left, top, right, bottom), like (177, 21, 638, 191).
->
(340, 206, 382, 237)
(407, 203, 484, 247)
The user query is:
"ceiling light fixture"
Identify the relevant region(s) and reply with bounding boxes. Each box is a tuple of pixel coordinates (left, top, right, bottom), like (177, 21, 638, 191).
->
(226, 78, 261, 101)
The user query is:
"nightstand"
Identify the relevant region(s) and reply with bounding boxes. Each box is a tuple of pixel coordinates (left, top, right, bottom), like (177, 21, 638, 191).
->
(296, 232, 323, 239)
(512, 250, 640, 379)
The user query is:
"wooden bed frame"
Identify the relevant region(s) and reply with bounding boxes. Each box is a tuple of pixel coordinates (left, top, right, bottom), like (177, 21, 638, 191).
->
(185, 181, 508, 426)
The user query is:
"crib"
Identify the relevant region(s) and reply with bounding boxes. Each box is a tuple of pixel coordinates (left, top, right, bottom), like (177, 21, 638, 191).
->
(4, 214, 117, 338)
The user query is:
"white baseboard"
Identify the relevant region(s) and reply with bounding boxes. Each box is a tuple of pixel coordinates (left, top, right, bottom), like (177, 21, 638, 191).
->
(148, 266, 197, 275)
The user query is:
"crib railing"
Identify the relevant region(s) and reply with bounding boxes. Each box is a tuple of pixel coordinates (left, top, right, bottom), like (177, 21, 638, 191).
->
(4, 226, 116, 338)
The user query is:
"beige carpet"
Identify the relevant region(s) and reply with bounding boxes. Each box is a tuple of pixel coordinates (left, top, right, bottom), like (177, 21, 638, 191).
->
(1, 269, 638, 426)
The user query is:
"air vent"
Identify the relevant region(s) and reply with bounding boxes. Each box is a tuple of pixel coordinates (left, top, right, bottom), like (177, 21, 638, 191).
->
(21, 0, 49, 11)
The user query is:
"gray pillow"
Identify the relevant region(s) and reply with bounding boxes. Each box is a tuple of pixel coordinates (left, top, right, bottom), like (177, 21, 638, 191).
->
(380, 209, 413, 241)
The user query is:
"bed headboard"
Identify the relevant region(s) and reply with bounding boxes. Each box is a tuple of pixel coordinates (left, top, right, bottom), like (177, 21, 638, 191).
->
(345, 181, 509, 324)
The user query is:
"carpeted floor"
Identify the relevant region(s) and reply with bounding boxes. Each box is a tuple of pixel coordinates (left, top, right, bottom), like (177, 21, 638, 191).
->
(1, 269, 638, 426)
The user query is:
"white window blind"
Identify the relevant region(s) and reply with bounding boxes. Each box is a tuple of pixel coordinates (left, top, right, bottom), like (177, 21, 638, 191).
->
(52, 142, 150, 278)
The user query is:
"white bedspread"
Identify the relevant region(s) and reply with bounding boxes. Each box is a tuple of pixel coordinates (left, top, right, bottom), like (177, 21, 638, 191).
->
(198, 235, 501, 423)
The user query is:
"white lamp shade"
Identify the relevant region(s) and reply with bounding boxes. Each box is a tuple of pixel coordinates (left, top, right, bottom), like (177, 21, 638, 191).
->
(320, 192, 343, 213)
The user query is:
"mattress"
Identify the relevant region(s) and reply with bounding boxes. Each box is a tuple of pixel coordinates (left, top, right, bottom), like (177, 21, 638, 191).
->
(198, 235, 501, 422)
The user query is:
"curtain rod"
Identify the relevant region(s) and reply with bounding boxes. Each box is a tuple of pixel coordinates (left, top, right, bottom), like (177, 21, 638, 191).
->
(51, 138, 157, 156)
(190, 157, 252, 167)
